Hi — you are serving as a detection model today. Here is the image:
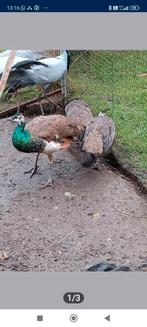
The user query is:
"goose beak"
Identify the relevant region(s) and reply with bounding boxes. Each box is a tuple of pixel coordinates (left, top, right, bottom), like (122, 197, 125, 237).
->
(59, 138, 72, 150)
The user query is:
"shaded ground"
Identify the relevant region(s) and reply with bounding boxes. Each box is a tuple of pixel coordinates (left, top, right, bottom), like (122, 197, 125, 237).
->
(0, 118, 147, 271)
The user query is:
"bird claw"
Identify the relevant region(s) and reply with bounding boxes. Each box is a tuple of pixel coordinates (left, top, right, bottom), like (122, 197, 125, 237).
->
(24, 167, 34, 174)
(24, 166, 41, 178)
(39, 177, 54, 189)
(30, 170, 42, 178)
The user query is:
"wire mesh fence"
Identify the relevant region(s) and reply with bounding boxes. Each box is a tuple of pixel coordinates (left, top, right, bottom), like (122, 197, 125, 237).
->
(67, 50, 147, 174)
(68, 51, 114, 111)
(68, 50, 147, 114)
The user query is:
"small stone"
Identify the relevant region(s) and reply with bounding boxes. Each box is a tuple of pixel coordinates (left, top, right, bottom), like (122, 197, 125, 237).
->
(53, 206, 58, 210)
(89, 212, 100, 220)
(64, 192, 76, 200)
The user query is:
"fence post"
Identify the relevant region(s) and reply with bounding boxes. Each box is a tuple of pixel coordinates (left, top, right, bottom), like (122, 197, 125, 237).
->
(60, 50, 67, 107)
(0, 50, 16, 99)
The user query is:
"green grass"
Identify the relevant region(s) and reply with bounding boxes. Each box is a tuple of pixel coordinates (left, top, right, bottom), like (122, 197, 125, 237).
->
(68, 51, 147, 174)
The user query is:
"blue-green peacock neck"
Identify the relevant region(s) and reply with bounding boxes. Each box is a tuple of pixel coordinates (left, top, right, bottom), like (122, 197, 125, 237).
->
(12, 122, 45, 153)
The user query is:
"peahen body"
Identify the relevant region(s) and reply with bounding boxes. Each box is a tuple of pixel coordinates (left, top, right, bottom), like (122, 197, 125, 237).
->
(11, 114, 79, 187)
(65, 100, 93, 159)
(81, 113, 115, 167)
(65, 100, 93, 136)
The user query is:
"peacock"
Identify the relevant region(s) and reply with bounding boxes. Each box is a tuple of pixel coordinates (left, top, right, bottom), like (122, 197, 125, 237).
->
(65, 100, 93, 135)
(65, 100, 93, 154)
(81, 112, 115, 167)
(65, 101, 115, 167)
(11, 113, 80, 188)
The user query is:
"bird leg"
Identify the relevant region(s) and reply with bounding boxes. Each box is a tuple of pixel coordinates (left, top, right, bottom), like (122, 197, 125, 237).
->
(39, 154, 54, 189)
(24, 153, 41, 177)
(61, 74, 67, 107)
(37, 86, 45, 115)
(16, 103, 21, 114)
(38, 97, 45, 115)
(42, 87, 61, 112)
(39, 175, 54, 189)
(45, 95, 61, 112)
(8, 88, 20, 103)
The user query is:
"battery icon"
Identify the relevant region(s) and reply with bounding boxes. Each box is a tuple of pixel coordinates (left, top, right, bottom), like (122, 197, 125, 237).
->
(130, 5, 140, 11)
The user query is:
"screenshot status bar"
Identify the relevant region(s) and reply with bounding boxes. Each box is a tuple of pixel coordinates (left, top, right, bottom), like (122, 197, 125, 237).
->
(0, 1, 146, 12)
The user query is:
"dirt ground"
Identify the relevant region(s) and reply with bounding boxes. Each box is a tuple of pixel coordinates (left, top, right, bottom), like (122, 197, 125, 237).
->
(0, 118, 147, 272)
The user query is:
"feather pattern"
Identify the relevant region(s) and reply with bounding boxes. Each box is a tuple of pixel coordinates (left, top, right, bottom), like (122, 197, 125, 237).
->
(0, 50, 69, 94)
(25, 114, 80, 141)
(0, 56, 32, 75)
(12, 122, 46, 153)
(65, 100, 93, 133)
(7, 51, 68, 91)
(81, 115, 115, 166)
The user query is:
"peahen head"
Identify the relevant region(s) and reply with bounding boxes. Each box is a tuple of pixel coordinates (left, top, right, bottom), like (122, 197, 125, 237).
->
(11, 113, 26, 126)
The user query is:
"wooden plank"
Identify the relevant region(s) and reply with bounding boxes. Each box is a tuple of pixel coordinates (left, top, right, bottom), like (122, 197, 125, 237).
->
(0, 88, 61, 119)
(0, 50, 16, 98)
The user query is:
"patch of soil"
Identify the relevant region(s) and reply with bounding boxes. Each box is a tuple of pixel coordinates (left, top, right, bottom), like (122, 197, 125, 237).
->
(0, 118, 147, 271)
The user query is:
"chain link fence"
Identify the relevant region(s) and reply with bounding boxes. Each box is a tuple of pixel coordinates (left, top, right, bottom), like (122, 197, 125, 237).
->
(0, 49, 147, 117)
(68, 50, 147, 178)
(68, 50, 147, 114)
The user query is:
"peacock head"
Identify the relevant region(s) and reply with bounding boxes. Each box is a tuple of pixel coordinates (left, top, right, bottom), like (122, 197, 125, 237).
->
(11, 113, 26, 126)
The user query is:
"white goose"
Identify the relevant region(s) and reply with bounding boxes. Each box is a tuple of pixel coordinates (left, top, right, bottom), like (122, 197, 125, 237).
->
(0, 51, 70, 114)
(7, 50, 69, 90)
